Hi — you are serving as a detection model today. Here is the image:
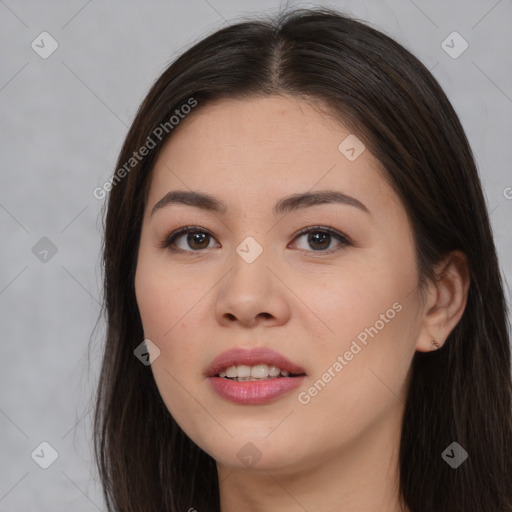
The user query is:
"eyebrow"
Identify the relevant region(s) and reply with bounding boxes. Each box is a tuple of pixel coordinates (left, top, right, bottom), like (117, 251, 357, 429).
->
(150, 189, 370, 217)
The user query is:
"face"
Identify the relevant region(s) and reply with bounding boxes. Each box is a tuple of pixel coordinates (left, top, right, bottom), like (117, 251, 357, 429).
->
(135, 95, 425, 473)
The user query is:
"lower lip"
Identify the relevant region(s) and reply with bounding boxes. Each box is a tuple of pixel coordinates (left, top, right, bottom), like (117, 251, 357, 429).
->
(208, 375, 306, 404)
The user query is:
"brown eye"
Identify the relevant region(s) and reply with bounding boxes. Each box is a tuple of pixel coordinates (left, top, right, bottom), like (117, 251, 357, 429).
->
(305, 231, 331, 250)
(161, 227, 218, 252)
(291, 226, 351, 254)
(185, 232, 211, 250)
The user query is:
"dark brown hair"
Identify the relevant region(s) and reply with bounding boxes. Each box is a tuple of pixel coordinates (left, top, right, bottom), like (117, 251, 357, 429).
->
(92, 7, 512, 511)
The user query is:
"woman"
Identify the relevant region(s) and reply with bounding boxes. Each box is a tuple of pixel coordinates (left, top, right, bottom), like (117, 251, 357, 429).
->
(93, 7, 512, 511)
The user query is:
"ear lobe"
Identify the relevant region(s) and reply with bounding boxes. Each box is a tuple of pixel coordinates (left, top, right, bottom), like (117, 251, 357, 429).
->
(415, 250, 470, 353)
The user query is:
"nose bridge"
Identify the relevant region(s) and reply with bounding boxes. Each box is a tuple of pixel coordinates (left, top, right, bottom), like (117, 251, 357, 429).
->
(227, 234, 272, 295)
(214, 235, 288, 325)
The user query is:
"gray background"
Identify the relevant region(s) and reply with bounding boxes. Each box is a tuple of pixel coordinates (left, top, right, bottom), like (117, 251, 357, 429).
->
(1, 0, 511, 510)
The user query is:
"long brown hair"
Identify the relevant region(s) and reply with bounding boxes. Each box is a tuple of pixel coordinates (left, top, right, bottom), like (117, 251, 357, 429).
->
(92, 7, 512, 511)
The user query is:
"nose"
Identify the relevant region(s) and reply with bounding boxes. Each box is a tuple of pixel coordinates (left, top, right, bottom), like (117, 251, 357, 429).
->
(214, 251, 291, 328)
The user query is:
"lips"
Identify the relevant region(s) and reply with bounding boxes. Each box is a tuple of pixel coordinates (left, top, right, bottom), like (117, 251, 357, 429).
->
(205, 346, 306, 378)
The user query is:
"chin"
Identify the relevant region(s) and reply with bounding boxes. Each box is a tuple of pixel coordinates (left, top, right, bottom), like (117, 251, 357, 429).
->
(195, 430, 309, 472)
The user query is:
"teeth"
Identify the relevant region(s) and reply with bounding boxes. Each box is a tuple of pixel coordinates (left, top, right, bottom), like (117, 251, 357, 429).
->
(218, 364, 293, 380)
(268, 366, 281, 377)
(251, 364, 268, 379)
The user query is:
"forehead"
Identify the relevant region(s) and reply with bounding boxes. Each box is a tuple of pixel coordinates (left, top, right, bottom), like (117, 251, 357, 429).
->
(146, 95, 397, 217)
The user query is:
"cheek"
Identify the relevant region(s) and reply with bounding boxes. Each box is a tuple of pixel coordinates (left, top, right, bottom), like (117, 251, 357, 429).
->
(135, 251, 200, 339)
(294, 308, 415, 452)
(134, 254, 212, 391)
(306, 262, 403, 350)
(299, 258, 418, 414)
(135, 261, 208, 430)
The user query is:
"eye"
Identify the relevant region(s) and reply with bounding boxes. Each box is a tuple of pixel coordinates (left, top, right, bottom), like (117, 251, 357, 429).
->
(160, 225, 351, 254)
(160, 226, 218, 252)
(289, 226, 351, 254)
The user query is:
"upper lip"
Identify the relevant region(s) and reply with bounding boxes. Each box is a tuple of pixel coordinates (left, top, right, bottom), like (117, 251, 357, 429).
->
(205, 347, 306, 377)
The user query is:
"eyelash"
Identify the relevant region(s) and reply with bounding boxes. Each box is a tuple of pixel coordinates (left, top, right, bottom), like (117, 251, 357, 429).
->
(159, 225, 351, 255)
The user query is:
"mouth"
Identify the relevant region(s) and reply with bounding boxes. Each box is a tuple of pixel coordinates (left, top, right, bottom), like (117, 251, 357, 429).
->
(205, 347, 306, 404)
(216, 363, 305, 381)
(205, 346, 306, 379)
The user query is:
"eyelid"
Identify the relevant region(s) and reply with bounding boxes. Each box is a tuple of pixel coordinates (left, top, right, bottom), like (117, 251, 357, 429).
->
(289, 225, 351, 255)
(160, 225, 351, 254)
(291, 225, 351, 244)
(159, 225, 218, 250)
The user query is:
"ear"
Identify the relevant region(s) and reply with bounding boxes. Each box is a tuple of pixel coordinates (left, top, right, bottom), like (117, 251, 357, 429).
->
(416, 250, 471, 352)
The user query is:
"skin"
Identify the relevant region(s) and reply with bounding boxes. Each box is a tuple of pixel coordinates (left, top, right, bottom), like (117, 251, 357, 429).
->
(134, 95, 470, 512)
